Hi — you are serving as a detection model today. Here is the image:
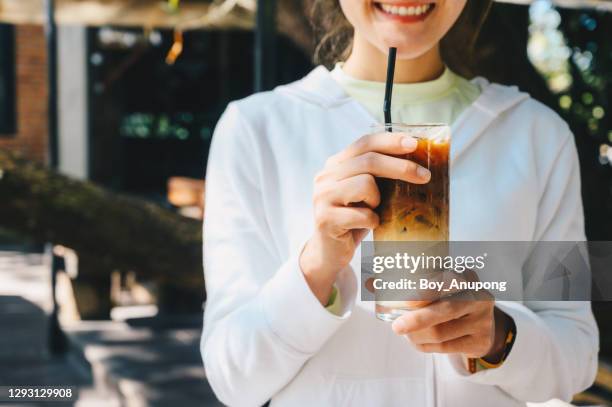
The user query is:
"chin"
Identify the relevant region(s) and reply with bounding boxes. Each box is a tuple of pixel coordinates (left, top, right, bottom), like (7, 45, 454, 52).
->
(377, 37, 436, 60)
(395, 46, 436, 60)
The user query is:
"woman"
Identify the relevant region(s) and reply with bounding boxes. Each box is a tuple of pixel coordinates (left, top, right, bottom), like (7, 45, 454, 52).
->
(201, 1, 598, 406)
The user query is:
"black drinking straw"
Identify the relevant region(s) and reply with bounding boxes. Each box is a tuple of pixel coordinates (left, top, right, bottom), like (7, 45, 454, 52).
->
(383, 47, 397, 132)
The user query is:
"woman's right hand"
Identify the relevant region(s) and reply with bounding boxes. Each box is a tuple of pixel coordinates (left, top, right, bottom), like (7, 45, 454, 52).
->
(299, 132, 432, 305)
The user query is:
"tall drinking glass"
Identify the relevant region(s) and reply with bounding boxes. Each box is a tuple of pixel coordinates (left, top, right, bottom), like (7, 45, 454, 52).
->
(372, 124, 451, 321)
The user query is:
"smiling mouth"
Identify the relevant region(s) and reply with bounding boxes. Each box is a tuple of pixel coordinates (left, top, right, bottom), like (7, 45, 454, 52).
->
(373, 2, 436, 21)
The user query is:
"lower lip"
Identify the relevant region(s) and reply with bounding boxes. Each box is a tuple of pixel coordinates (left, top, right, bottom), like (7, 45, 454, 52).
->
(374, 3, 435, 23)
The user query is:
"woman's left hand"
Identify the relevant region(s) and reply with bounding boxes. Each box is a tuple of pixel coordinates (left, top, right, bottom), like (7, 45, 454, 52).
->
(391, 292, 513, 361)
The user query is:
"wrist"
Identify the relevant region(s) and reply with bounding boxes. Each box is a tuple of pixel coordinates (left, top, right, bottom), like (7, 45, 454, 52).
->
(483, 307, 513, 363)
(299, 239, 340, 306)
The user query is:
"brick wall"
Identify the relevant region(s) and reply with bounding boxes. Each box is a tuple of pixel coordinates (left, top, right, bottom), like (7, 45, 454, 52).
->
(0, 24, 48, 163)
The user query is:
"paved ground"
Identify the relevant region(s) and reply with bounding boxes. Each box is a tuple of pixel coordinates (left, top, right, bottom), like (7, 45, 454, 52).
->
(65, 319, 221, 406)
(0, 249, 116, 406)
(0, 250, 52, 363)
(0, 249, 220, 406)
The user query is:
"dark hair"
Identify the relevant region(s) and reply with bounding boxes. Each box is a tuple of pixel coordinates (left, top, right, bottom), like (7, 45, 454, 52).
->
(310, 0, 493, 78)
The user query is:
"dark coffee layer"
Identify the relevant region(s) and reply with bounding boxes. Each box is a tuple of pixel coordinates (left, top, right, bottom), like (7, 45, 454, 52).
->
(374, 138, 449, 241)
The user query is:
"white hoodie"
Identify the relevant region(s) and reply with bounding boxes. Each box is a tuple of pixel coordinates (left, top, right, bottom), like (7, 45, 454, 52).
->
(201, 67, 599, 407)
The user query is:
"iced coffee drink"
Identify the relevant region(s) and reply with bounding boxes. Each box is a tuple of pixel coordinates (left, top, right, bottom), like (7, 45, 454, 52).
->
(373, 124, 450, 321)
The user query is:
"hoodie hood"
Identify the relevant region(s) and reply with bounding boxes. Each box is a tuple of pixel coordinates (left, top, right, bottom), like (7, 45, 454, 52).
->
(276, 66, 530, 161)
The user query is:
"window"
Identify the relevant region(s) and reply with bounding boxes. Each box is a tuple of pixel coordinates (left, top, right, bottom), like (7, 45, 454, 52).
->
(0, 23, 16, 135)
(87, 27, 312, 200)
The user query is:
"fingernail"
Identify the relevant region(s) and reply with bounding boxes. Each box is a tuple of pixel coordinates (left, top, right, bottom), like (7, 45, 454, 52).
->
(392, 318, 407, 334)
(417, 166, 431, 180)
(401, 136, 417, 150)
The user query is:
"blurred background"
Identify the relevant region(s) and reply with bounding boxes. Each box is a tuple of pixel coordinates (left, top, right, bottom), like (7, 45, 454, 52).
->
(0, 0, 610, 405)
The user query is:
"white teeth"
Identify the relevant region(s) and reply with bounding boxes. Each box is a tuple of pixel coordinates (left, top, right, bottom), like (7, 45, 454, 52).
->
(379, 3, 431, 17)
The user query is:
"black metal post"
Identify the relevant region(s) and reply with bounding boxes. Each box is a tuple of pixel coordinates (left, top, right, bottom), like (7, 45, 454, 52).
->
(44, 0, 67, 355)
(254, 0, 277, 92)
